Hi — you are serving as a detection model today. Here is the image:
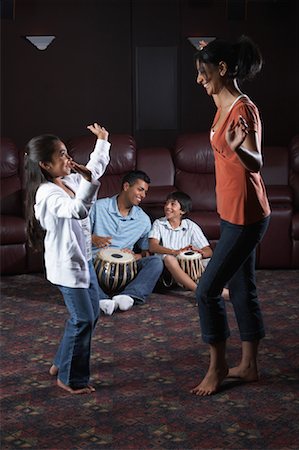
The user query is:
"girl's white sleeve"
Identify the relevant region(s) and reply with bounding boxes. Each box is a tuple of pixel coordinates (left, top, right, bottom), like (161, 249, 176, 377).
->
(86, 139, 111, 181)
(35, 181, 99, 221)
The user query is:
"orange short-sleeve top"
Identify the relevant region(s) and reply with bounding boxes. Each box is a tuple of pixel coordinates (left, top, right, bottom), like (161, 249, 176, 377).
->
(210, 95, 271, 225)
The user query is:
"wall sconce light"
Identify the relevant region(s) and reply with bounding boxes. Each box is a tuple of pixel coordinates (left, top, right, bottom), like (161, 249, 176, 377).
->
(25, 35, 56, 50)
(188, 37, 215, 50)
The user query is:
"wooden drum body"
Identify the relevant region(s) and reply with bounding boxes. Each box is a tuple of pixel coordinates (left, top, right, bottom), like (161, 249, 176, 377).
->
(176, 250, 204, 283)
(94, 248, 138, 295)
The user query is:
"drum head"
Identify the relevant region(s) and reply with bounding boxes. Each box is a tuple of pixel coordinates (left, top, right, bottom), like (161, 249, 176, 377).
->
(97, 248, 135, 264)
(177, 250, 202, 260)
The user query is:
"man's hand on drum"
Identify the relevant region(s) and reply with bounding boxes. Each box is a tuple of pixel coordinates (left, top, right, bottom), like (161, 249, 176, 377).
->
(92, 235, 112, 248)
(121, 248, 143, 261)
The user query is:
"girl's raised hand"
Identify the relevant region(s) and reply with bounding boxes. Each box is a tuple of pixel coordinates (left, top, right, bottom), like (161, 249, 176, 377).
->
(87, 123, 109, 141)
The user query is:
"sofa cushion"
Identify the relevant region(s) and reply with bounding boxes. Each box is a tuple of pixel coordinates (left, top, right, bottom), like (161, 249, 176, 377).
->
(0, 138, 23, 216)
(137, 147, 175, 186)
(173, 133, 216, 211)
(289, 135, 299, 211)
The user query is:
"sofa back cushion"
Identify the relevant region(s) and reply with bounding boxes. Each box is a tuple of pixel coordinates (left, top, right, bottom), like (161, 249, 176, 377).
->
(67, 134, 136, 198)
(173, 133, 216, 211)
(136, 146, 176, 220)
(261, 146, 289, 186)
(289, 135, 299, 211)
(0, 138, 23, 217)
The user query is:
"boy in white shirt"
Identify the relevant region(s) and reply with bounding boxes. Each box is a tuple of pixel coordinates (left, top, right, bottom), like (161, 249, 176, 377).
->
(149, 191, 229, 298)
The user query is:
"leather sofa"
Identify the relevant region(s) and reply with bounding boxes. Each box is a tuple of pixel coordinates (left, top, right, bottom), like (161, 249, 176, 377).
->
(1, 133, 298, 275)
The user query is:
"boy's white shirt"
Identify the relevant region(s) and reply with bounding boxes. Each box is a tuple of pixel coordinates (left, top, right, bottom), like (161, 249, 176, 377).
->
(34, 139, 110, 288)
(149, 217, 211, 268)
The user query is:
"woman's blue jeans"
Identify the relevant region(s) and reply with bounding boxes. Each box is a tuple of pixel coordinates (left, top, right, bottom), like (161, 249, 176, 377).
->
(54, 261, 100, 388)
(196, 216, 270, 344)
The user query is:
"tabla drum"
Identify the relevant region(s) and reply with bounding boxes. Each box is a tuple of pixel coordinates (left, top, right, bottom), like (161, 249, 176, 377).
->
(94, 248, 138, 295)
(176, 250, 204, 283)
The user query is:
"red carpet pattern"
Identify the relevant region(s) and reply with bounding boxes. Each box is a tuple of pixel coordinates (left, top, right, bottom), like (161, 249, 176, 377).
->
(1, 270, 299, 449)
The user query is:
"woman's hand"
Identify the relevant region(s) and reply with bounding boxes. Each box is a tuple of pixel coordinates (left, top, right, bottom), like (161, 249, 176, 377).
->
(87, 123, 109, 141)
(70, 161, 92, 182)
(226, 115, 248, 152)
(226, 115, 262, 172)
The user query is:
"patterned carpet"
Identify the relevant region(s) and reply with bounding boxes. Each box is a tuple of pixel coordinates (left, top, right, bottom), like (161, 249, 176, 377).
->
(1, 270, 299, 450)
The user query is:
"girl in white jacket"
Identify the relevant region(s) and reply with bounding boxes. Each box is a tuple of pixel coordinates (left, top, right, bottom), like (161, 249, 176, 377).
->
(25, 123, 110, 394)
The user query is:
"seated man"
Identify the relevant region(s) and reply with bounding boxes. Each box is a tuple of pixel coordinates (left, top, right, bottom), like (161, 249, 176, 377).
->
(90, 170, 163, 315)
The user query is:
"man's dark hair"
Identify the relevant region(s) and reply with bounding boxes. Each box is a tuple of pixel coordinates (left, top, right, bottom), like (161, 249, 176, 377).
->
(121, 170, 151, 189)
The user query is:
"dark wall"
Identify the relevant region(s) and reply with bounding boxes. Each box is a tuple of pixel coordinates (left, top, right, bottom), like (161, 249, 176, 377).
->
(1, 0, 299, 150)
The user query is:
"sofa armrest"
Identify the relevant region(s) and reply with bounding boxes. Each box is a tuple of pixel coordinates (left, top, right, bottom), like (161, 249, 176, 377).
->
(266, 185, 293, 207)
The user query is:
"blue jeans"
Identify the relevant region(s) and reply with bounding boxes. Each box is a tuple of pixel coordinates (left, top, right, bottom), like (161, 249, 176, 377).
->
(196, 216, 270, 344)
(54, 261, 100, 388)
(97, 255, 163, 304)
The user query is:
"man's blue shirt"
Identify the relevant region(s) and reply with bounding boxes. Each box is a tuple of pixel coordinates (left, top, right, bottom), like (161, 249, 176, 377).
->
(90, 195, 151, 259)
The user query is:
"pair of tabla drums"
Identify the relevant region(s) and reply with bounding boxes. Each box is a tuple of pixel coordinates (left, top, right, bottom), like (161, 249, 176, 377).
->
(94, 247, 204, 294)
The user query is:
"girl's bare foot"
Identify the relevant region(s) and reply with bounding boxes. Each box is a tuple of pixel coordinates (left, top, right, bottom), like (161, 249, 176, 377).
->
(222, 288, 230, 300)
(57, 378, 95, 394)
(49, 364, 58, 376)
(227, 364, 259, 382)
(191, 365, 228, 396)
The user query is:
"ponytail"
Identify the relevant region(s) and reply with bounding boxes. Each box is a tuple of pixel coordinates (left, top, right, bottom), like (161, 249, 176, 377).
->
(195, 35, 263, 82)
(234, 35, 263, 81)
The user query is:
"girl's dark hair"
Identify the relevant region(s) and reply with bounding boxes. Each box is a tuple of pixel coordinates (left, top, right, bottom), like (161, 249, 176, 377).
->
(24, 134, 60, 251)
(166, 191, 192, 217)
(195, 35, 263, 81)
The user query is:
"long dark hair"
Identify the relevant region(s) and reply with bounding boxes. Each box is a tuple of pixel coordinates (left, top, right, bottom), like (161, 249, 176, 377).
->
(195, 35, 263, 82)
(24, 134, 60, 251)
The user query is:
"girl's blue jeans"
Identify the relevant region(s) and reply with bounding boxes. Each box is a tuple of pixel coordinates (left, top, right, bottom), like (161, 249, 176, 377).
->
(196, 216, 270, 344)
(54, 261, 100, 388)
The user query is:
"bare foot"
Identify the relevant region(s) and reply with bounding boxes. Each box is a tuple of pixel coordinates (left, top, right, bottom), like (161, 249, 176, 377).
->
(49, 365, 58, 376)
(227, 364, 259, 382)
(57, 378, 95, 394)
(191, 366, 228, 396)
(222, 288, 230, 300)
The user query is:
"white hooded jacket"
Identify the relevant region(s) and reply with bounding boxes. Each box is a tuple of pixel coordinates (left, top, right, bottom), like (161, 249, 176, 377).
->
(34, 138, 110, 288)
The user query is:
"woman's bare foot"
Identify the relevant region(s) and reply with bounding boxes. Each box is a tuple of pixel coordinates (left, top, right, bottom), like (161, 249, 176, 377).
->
(49, 364, 58, 376)
(227, 364, 259, 382)
(191, 365, 228, 396)
(57, 378, 95, 394)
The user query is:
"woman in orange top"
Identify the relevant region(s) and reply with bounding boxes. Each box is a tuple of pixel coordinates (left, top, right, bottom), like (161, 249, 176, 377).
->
(191, 36, 271, 396)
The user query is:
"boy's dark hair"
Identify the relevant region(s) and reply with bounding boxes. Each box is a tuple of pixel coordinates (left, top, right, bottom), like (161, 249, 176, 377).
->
(166, 191, 192, 217)
(121, 170, 151, 189)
